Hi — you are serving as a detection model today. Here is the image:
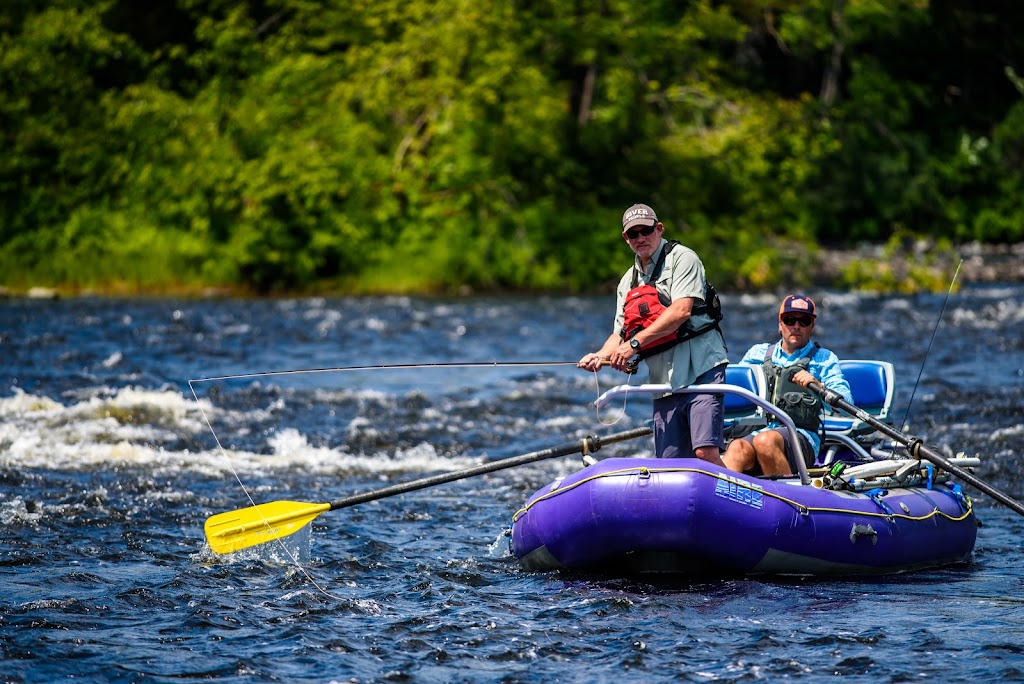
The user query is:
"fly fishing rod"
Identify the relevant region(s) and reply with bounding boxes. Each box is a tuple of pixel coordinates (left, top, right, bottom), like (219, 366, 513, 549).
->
(898, 259, 962, 431)
(811, 382, 1024, 517)
(189, 360, 579, 385)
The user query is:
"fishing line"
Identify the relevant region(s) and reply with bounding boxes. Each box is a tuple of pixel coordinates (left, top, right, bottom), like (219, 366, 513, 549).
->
(188, 380, 343, 599)
(190, 360, 578, 384)
(188, 359, 585, 599)
(589, 360, 636, 426)
(899, 259, 963, 431)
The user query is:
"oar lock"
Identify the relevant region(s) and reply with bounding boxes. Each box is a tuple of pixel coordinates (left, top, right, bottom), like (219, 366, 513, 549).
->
(581, 433, 604, 466)
(906, 437, 925, 459)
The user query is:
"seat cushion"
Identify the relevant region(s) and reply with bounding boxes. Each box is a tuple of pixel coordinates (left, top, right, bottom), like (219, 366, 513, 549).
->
(842, 362, 888, 411)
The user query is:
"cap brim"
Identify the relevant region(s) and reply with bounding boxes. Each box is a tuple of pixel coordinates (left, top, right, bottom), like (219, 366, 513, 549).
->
(622, 219, 657, 233)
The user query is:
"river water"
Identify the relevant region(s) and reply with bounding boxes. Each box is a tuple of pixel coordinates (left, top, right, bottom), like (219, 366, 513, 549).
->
(2, 286, 1023, 682)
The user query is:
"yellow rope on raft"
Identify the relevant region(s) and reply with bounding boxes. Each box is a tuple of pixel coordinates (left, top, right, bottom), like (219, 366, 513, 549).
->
(511, 466, 974, 524)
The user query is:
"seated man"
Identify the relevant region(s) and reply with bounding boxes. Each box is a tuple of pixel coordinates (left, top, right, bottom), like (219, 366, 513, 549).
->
(722, 295, 853, 477)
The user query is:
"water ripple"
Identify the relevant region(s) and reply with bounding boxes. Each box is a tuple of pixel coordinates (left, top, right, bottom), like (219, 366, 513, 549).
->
(2, 289, 1024, 682)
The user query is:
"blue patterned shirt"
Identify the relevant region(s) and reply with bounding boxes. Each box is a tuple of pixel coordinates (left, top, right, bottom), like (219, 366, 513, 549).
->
(739, 340, 853, 456)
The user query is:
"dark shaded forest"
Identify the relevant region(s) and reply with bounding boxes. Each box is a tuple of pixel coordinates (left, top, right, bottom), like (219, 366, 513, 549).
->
(2, 0, 1022, 295)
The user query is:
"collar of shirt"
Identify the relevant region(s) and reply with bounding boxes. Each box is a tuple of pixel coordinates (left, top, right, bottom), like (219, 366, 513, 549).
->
(773, 339, 817, 363)
(634, 238, 668, 278)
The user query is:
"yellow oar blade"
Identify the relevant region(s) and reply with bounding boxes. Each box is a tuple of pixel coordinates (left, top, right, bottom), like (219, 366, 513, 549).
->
(204, 500, 331, 555)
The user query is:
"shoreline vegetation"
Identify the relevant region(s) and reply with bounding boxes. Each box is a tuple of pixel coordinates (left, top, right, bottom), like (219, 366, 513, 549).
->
(4, 4, 1024, 300)
(3, 241, 1020, 300)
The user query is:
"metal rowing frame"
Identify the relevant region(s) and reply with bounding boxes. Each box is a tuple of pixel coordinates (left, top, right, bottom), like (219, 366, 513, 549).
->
(594, 382, 813, 485)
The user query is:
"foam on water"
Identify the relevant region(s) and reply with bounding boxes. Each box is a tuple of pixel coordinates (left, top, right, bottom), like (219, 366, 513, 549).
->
(0, 496, 45, 525)
(0, 385, 481, 476)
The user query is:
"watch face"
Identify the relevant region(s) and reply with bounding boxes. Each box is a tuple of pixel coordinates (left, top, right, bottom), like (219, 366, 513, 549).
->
(630, 339, 640, 350)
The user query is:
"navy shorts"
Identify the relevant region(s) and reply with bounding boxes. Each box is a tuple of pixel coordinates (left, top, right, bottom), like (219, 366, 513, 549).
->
(651, 364, 726, 459)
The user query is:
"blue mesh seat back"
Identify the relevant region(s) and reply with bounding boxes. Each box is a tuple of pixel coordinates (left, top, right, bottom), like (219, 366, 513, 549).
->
(841, 361, 888, 414)
(823, 360, 894, 433)
(724, 364, 760, 415)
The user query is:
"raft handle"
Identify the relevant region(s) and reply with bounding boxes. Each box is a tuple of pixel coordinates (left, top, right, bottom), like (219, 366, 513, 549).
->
(849, 523, 878, 545)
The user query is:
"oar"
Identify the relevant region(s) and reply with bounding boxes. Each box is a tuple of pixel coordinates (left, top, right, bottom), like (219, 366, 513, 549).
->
(810, 382, 1024, 517)
(204, 426, 653, 554)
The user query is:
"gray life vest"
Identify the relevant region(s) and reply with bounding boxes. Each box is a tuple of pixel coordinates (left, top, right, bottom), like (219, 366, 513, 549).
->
(762, 342, 823, 432)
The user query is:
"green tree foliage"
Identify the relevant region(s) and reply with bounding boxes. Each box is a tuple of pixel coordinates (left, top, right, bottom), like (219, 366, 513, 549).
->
(0, 0, 1021, 294)
(1, 3, 147, 268)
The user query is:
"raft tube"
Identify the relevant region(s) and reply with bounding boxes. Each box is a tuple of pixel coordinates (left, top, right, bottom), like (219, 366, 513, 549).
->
(509, 457, 977, 576)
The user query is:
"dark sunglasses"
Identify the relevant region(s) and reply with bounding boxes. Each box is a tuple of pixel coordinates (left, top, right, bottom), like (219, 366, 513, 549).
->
(781, 315, 814, 327)
(625, 224, 657, 240)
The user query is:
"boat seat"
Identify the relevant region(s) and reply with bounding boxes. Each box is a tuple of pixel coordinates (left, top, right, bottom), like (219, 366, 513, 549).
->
(820, 360, 895, 461)
(723, 363, 768, 435)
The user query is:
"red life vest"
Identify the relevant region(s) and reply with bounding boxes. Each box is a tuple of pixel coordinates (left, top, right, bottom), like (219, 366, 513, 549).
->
(621, 284, 680, 354)
(620, 241, 724, 360)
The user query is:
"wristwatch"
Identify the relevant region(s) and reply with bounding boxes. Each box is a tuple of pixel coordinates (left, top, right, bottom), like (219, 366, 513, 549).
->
(629, 338, 641, 352)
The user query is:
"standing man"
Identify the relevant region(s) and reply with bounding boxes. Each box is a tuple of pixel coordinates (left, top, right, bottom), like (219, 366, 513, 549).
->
(578, 203, 729, 464)
(722, 295, 853, 476)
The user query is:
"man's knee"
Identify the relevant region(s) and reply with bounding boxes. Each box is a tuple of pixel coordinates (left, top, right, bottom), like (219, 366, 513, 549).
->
(726, 438, 752, 457)
(752, 431, 782, 451)
(723, 439, 754, 469)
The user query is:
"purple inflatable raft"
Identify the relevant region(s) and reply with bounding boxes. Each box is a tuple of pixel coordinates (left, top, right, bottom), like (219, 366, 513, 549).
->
(509, 365, 981, 576)
(510, 456, 977, 575)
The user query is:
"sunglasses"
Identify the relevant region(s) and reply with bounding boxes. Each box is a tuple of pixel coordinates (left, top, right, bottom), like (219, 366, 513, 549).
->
(781, 315, 814, 327)
(624, 224, 657, 240)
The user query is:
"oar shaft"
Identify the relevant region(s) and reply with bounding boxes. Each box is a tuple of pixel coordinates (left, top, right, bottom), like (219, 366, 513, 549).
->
(328, 426, 653, 511)
(813, 383, 1024, 517)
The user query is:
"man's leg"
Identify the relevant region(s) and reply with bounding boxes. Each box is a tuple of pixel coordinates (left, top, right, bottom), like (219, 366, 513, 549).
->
(722, 437, 757, 473)
(693, 444, 725, 466)
(751, 429, 793, 476)
(652, 393, 693, 459)
(751, 429, 816, 476)
(689, 365, 726, 466)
